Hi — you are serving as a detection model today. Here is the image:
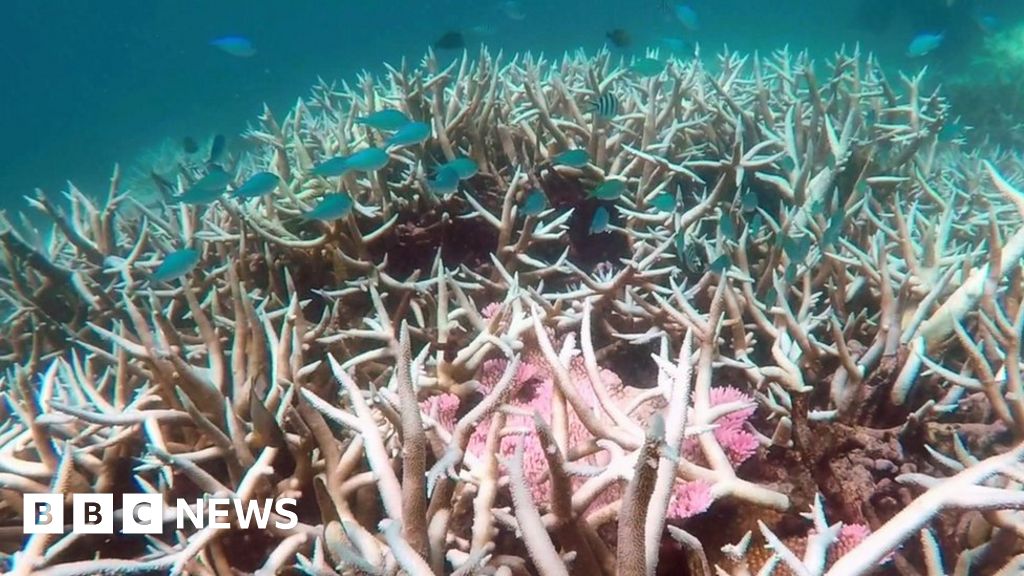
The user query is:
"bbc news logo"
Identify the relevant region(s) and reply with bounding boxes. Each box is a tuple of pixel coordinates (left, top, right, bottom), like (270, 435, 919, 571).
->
(23, 494, 298, 534)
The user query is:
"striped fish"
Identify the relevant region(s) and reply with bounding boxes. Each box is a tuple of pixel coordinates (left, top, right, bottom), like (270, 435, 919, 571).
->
(682, 242, 702, 273)
(587, 92, 619, 119)
(675, 232, 703, 274)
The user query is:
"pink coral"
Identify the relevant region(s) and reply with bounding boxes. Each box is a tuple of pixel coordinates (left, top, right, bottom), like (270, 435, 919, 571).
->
(423, 345, 617, 507)
(714, 426, 760, 464)
(828, 523, 873, 564)
(709, 386, 757, 430)
(682, 385, 758, 467)
(666, 480, 714, 520)
(422, 336, 756, 522)
(421, 392, 460, 431)
(481, 302, 502, 319)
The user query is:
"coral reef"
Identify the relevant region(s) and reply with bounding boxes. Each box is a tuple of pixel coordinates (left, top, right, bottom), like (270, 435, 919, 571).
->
(1, 45, 1024, 575)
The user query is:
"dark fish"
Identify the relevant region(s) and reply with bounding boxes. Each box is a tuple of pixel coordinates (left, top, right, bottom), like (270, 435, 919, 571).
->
(587, 92, 619, 119)
(150, 170, 176, 201)
(435, 31, 465, 50)
(209, 134, 227, 165)
(606, 28, 632, 48)
(183, 136, 199, 155)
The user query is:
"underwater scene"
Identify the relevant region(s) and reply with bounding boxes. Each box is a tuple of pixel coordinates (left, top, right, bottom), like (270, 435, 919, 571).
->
(3, 0, 1024, 574)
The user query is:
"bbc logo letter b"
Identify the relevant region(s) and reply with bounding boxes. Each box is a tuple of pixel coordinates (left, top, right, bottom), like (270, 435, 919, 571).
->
(24, 494, 64, 534)
(72, 494, 114, 534)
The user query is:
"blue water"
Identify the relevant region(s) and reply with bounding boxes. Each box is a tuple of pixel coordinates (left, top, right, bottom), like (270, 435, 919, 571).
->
(1, 0, 1020, 208)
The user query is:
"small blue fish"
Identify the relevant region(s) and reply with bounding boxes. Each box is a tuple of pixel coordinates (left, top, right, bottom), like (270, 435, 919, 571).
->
(233, 172, 280, 199)
(304, 193, 354, 221)
(554, 149, 590, 168)
(590, 179, 626, 200)
(741, 190, 759, 212)
(674, 4, 699, 32)
(194, 167, 232, 191)
(521, 189, 547, 216)
(650, 192, 676, 212)
(151, 249, 200, 283)
(385, 122, 431, 148)
(345, 148, 391, 172)
(907, 32, 944, 57)
(430, 166, 461, 197)
(311, 157, 350, 178)
(355, 109, 411, 131)
(177, 186, 224, 204)
(748, 213, 764, 235)
(783, 235, 811, 263)
(720, 213, 736, 241)
(443, 157, 479, 179)
(178, 168, 232, 204)
(211, 36, 256, 58)
(709, 254, 731, 275)
(785, 262, 798, 283)
(589, 206, 611, 235)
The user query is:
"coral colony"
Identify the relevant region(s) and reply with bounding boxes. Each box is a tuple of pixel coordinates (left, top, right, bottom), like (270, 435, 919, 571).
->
(2, 45, 1024, 576)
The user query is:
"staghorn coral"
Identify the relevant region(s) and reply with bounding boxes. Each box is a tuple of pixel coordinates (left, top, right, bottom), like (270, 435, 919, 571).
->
(0, 44, 1023, 576)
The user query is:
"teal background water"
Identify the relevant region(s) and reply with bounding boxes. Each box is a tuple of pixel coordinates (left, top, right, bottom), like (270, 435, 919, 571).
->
(1, 0, 1020, 208)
